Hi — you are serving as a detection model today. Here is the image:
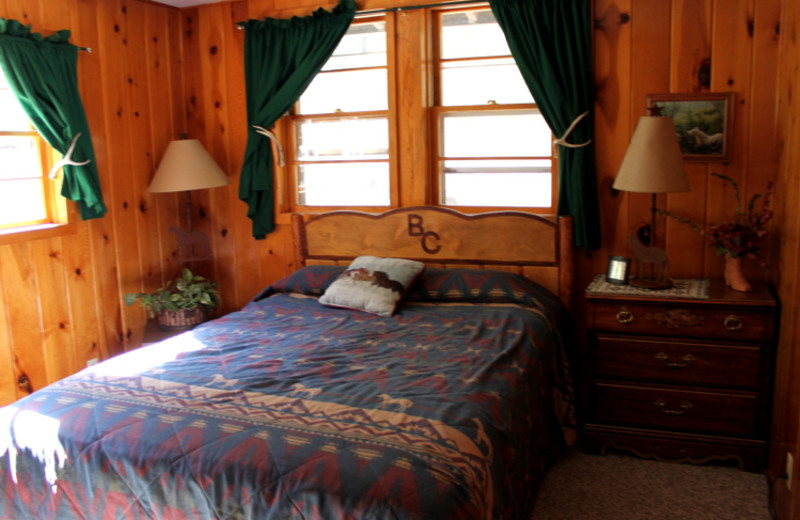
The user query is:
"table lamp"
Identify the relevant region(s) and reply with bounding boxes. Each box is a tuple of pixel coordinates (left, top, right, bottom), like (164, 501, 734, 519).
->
(613, 116, 690, 289)
(149, 139, 230, 262)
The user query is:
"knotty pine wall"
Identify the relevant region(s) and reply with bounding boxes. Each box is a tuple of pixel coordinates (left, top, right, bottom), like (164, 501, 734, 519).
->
(772, 0, 800, 517)
(2, 0, 800, 515)
(0, 0, 186, 405)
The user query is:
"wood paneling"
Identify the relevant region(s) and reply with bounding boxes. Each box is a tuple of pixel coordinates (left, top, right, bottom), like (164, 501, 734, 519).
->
(0, 0, 186, 402)
(772, 0, 800, 516)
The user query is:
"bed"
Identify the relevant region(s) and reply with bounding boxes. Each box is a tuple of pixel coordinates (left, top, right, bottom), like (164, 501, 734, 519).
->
(1, 207, 577, 519)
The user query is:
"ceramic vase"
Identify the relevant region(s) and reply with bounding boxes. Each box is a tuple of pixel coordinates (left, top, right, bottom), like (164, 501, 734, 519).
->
(724, 255, 753, 292)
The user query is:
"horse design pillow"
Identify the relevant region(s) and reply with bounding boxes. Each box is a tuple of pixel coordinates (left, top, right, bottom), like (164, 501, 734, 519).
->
(319, 256, 425, 316)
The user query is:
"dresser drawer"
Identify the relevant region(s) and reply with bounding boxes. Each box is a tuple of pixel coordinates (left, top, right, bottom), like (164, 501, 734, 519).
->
(594, 335, 762, 389)
(594, 382, 759, 436)
(589, 301, 771, 342)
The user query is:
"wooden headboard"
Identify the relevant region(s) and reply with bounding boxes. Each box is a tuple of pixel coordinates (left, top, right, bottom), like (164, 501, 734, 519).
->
(292, 206, 574, 309)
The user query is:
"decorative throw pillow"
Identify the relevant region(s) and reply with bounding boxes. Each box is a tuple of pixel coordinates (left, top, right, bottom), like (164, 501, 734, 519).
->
(318, 256, 425, 316)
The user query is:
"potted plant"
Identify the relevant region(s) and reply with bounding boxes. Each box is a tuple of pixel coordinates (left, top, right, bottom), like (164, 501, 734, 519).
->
(124, 268, 221, 330)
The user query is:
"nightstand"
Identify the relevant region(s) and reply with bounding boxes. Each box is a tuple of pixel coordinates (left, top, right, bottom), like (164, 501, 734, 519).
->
(583, 276, 777, 471)
(142, 319, 189, 346)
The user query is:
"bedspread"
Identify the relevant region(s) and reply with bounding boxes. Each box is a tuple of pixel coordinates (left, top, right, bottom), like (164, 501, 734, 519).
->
(0, 268, 575, 520)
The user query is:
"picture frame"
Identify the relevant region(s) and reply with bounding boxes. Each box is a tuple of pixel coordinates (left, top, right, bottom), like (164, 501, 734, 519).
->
(606, 256, 631, 285)
(645, 92, 735, 162)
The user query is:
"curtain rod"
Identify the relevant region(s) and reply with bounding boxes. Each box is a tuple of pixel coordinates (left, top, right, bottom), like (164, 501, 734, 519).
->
(236, 0, 487, 28)
(357, 0, 485, 16)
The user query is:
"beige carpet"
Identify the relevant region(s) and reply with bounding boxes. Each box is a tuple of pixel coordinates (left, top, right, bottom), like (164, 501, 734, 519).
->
(531, 449, 772, 520)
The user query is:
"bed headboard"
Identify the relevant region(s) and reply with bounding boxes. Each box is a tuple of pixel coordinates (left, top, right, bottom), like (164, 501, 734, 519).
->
(292, 207, 574, 309)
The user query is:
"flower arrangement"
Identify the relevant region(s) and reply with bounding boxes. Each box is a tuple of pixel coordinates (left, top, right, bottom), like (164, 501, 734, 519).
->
(658, 172, 773, 258)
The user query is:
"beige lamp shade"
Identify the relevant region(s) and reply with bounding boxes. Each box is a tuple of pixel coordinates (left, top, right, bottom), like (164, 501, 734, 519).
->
(613, 116, 690, 194)
(149, 139, 230, 193)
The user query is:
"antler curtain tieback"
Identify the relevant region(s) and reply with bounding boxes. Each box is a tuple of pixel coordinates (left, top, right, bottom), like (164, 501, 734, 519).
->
(552, 111, 592, 158)
(252, 125, 286, 167)
(49, 132, 91, 179)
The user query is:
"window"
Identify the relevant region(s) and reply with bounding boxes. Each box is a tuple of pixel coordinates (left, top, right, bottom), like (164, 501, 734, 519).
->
(290, 17, 391, 207)
(434, 8, 554, 208)
(0, 67, 62, 231)
(284, 5, 555, 211)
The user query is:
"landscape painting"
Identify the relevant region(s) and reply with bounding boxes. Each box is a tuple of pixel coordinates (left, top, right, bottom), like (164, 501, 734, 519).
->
(646, 92, 734, 162)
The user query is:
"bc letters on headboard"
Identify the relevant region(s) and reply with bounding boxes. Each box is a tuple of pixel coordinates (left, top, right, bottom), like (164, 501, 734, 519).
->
(292, 206, 574, 308)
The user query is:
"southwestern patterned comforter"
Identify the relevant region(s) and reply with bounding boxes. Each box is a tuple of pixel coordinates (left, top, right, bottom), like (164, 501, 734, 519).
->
(0, 267, 576, 520)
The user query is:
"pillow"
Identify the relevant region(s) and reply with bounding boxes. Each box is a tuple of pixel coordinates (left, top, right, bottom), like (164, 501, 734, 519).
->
(252, 265, 345, 301)
(318, 256, 425, 316)
(405, 267, 563, 310)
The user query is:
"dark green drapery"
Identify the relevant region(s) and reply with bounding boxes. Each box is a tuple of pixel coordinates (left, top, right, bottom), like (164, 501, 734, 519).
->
(489, 0, 600, 250)
(239, 0, 355, 239)
(0, 18, 107, 220)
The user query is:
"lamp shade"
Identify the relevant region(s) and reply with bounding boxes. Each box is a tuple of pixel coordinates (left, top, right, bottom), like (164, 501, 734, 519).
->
(613, 116, 690, 194)
(148, 139, 230, 193)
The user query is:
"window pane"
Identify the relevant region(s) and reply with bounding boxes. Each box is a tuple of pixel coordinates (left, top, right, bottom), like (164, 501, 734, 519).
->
(298, 162, 390, 206)
(442, 112, 552, 157)
(323, 21, 387, 71)
(0, 136, 42, 179)
(440, 10, 510, 59)
(441, 59, 532, 106)
(297, 118, 389, 160)
(299, 69, 388, 114)
(0, 179, 47, 225)
(443, 164, 552, 207)
(0, 68, 30, 131)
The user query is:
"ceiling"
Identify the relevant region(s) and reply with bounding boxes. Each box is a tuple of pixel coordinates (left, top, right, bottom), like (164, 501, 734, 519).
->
(151, 0, 226, 7)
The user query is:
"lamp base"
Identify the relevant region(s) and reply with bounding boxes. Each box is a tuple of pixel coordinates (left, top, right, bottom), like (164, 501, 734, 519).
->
(629, 277, 673, 290)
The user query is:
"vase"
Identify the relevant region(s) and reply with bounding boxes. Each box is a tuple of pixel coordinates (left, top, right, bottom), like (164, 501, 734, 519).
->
(724, 255, 753, 292)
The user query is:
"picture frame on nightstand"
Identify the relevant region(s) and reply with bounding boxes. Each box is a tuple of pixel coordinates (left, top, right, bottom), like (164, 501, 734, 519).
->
(606, 256, 631, 285)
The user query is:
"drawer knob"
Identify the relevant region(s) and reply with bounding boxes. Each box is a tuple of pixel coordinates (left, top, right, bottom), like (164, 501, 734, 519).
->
(723, 314, 743, 331)
(653, 398, 693, 415)
(616, 307, 634, 324)
(654, 352, 696, 368)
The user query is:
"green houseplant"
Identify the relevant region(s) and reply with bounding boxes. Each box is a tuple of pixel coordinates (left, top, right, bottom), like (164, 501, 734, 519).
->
(124, 268, 221, 330)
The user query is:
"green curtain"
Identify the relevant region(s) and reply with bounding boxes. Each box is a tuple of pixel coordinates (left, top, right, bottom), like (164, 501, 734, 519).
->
(488, 0, 600, 250)
(239, 0, 355, 239)
(0, 18, 107, 220)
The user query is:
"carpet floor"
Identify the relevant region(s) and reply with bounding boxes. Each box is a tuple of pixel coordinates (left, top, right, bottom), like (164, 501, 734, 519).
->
(531, 449, 773, 520)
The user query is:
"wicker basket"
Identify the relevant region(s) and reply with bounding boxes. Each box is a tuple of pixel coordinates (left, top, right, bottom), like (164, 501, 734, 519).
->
(157, 307, 207, 331)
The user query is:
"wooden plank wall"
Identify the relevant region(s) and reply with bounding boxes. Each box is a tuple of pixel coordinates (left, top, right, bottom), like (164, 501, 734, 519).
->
(592, 0, 782, 286)
(772, 0, 800, 517)
(0, 0, 187, 403)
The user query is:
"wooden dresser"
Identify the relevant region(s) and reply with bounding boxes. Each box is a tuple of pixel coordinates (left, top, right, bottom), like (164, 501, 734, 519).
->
(583, 279, 777, 471)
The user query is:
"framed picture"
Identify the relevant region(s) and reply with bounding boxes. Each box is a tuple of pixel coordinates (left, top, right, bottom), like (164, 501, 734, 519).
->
(645, 92, 734, 162)
(606, 256, 631, 285)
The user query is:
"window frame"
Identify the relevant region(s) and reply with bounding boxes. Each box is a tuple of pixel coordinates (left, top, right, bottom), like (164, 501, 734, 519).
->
(284, 14, 399, 214)
(0, 71, 73, 243)
(278, 4, 558, 216)
(430, 5, 557, 212)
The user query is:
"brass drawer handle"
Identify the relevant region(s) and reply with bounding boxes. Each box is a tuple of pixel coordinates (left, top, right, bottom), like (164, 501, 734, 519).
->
(654, 352, 696, 368)
(723, 314, 743, 331)
(616, 306, 634, 324)
(653, 398, 693, 415)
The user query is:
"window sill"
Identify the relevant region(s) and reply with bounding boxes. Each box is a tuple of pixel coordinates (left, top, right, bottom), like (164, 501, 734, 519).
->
(0, 222, 78, 245)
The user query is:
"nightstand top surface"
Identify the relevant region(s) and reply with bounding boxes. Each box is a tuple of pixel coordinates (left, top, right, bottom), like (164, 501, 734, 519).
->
(586, 275, 776, 307)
